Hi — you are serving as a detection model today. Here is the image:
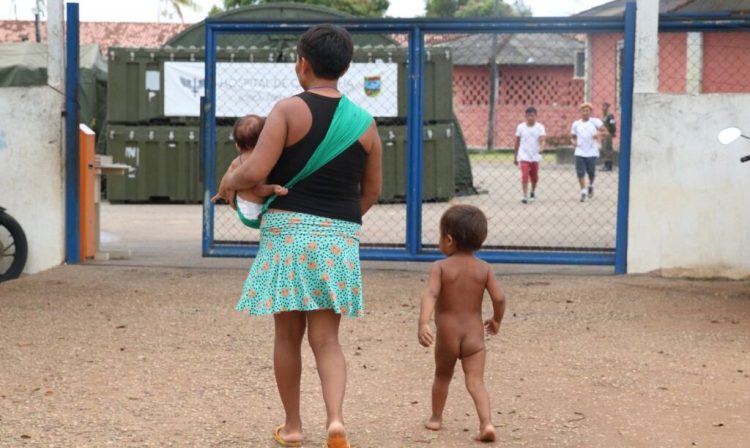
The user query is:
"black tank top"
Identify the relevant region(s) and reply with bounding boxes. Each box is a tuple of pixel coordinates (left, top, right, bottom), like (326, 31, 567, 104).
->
(267, 91, 367, 224)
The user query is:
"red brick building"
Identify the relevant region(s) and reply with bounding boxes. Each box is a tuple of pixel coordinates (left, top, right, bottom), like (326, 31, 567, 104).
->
(439, 33, 585, 149)
(582, 0, 750, 105)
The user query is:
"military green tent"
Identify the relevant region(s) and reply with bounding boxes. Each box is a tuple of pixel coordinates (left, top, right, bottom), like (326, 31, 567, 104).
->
(0, 42, 108, 138)
(165, 2, 397, 49)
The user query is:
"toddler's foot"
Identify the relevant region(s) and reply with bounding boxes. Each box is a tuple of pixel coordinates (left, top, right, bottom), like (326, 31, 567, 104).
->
(474, 424, 496, 443)
(424, 416, 442, 431)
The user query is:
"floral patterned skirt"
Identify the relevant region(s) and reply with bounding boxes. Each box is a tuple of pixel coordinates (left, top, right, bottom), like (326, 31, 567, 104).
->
(235, 211, 363, 318)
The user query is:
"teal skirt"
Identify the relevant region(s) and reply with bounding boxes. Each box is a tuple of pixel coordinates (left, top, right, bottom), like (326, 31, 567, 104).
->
(236, 211, 364, 318)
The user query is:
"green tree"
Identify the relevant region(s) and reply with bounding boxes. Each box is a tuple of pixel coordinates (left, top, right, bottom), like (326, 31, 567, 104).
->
(212, 0, 390, 17)
(426, 0, 531, 17)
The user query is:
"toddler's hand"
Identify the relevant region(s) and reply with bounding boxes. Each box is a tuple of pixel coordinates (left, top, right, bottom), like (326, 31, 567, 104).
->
(484, 318, 500, 336)
(273, 185, 289, 196)
(418, 323, 434, 347)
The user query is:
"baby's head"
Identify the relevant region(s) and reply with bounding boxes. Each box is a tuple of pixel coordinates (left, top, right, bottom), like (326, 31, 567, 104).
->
(439, 205, 488, 254)
(233, 114, 266, 154)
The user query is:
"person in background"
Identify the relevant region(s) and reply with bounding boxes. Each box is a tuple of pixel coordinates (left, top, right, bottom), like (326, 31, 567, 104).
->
(600, 102, 617, 172)
(513, 107, 546, 204)
(571, 103, 607, 202)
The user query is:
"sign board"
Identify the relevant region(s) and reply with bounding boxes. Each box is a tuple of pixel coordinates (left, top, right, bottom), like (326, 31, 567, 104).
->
(164, 62, 398, 118)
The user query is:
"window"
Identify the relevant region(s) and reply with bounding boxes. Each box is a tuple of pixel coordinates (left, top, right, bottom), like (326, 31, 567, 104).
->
(574, 50, 586, 79)
(615, 40, 624, 109)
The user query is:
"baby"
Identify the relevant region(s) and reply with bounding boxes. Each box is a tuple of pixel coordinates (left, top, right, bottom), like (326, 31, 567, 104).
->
(418, 204, 506, 443)
(222, 114, 287, 222)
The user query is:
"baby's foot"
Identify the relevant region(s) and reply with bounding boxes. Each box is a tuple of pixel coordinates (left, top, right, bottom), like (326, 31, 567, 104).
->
(474, 423, 496, 443)
(424, 416, 442, 431)
(273, 185, 289, 196)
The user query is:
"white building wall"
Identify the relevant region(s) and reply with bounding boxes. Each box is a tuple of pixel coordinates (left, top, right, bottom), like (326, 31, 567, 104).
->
(628, 0, 749, 278)
(628, 93, 750, 278)
(0, 87, 66, 274)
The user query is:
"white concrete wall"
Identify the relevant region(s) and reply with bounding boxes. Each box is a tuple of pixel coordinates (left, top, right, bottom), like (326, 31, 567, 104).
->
(628, 93, 750, 278)
(0, 87, 66, 274)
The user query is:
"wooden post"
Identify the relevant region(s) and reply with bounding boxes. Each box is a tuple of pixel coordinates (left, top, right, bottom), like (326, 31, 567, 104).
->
(487, 32, 499, 151)
(79, 125, 96, 260)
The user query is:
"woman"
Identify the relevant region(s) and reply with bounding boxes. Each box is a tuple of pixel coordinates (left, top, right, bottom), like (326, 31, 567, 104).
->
(214, 24, 382, 448)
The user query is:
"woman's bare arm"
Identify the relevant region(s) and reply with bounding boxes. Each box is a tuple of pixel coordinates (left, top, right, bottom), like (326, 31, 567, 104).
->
(359, 122, 382, 216)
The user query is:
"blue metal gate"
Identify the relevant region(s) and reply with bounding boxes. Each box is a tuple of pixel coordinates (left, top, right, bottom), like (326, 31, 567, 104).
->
(201, 5, 637, 273)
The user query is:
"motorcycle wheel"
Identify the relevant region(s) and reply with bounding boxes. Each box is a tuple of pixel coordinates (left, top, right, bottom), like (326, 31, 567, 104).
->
(0, 211, 28, 282)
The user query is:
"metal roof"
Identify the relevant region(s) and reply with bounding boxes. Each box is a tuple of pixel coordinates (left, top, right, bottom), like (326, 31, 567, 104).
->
(577, 0, 750, 16)
(165, 2, 396, 48)
(437, 33, 583, 66)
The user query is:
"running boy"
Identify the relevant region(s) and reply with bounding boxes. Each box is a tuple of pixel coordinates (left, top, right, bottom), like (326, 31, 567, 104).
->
(513, 107, 546, 204)
(571, 102, 608, 202)
(213, 114, 287, 222)
(418, 205, 506, 443)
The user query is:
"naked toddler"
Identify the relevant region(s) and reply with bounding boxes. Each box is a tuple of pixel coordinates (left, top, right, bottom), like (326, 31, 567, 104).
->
(417, 204, 506, 442)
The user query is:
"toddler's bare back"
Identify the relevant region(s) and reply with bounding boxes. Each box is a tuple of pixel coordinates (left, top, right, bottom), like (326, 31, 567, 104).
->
(434, 254, 491, 358)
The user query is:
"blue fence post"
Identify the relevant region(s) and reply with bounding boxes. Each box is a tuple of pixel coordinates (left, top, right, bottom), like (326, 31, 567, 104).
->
(406, 25, 425, 256)
(615, 0, 637, 274)
(65, 2, 80, 264)
(202, 23, 218, 256)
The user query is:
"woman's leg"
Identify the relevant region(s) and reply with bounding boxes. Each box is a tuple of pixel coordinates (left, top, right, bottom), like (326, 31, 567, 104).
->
(274, 311, 307, 442)
(307, 310, 347, 436)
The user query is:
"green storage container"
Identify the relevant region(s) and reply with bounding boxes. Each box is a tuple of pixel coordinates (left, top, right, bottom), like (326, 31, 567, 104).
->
(106, 124, 237, 203)
(107, 45, 453, 125)
(376, 124, 455, 203)
(378, 125, 407, 202)
(396, 48, 453, 122)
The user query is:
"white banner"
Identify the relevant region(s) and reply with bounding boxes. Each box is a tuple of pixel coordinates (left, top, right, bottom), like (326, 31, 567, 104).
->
(163, 62, 398, 118)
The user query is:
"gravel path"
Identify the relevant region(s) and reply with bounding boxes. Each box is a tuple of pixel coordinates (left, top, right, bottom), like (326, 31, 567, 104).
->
(1, 266, 748, 447)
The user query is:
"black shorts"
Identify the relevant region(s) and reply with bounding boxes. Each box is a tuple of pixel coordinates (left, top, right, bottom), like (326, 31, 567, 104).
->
(575, 156, 598, 178)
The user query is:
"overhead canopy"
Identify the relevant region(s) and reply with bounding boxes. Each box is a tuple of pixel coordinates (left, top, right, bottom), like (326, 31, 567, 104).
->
(165, 2, 397, 49)
(0, 42, 108, 136)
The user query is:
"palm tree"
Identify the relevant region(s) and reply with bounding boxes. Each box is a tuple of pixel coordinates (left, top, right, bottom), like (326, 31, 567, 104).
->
(162, 0, 200, 23)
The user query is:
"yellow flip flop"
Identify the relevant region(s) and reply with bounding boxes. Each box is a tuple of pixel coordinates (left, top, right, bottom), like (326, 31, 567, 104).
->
(273, 425, 303, 447)
(324, 433, 351, 448)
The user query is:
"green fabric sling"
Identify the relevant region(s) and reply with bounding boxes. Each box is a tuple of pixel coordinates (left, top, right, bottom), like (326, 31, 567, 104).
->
(236, 95, 373, 229)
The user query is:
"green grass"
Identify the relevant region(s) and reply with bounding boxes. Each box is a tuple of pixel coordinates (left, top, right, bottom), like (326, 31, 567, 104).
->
(468, 149, 557, 163)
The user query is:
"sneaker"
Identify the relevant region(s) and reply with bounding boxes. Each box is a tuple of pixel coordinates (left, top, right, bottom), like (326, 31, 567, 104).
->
(521, 197, 529, 204)
(580, 190, 587, 202)
(529, 191, 536, 202)
(588, 185, 594, 198)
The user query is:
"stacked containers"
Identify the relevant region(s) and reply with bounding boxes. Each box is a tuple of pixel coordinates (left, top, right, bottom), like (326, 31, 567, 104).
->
(105, 45, 456, 203)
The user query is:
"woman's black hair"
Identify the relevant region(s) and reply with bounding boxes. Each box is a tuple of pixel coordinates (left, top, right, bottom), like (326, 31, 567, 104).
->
(297, 24, 353, 80)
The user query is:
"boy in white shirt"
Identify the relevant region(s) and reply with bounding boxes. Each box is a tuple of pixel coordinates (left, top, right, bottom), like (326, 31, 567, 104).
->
(571, 103, 608, 202)
(513, 107, 546, 204)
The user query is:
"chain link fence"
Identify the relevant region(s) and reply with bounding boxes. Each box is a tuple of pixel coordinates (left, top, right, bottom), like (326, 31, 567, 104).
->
(418, 31, 621, 252)
(205, 23, 630, 258)
(660, 30, 750, 93)
(211, 32, 413, 248)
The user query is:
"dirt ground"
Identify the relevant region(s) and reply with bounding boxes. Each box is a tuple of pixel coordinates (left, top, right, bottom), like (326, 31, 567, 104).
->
(1, 265, 749, 447)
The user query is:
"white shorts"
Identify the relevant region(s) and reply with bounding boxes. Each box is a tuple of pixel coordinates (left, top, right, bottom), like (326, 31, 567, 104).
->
(236, 196, 263, 221)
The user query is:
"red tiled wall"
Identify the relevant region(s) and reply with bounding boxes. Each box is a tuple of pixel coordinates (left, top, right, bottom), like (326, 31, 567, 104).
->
(590, 33, 622, 109)
(453, 65, 584, 149)
(659, 32, 687, 93)
(702, 32, 750, 93)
